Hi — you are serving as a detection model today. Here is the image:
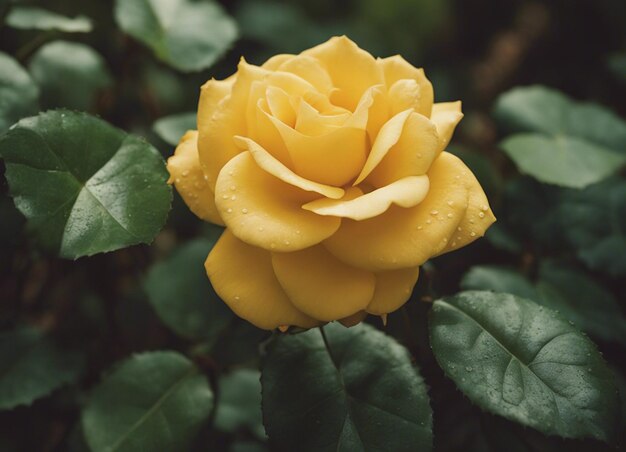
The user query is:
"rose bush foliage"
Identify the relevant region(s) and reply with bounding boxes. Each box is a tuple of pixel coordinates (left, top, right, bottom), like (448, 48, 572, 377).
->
(167, 36, 496, 330)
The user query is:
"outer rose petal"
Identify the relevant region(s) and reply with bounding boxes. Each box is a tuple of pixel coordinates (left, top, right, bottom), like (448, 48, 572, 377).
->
(302, 36, 384, 111)
(323, 152, 473, 271)
(378, 55, 434, 117)
(198, 59, 268, 189)
(214, 152, 340, 252)
(436, 169, 496, 255)
(206, 230, 318, 330)
(271, 245, 376, 321)
(167, 131, 223, 225)
(431, 101, 464, 152)
(367, 112, 440, 187)
(366, 267, 420, 315)
(276, 55, 334, 94)
(302, 176, 430, 221)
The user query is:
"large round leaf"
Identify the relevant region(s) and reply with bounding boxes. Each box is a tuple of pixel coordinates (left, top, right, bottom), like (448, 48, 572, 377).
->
(261, 323, 432, 452)
(0, 110, 172, 259)
(145, 237, 232, 340)
(82, 351, 213, 452)
(28, 41, 112, 111)
(0, 52, 38, 135)
(215, 368, 265, 439)
(0, 327, 84, 410)
(153, 112, 196, 146)
(429, 291, 619, 442)
(114, 0, 238, 72)
(495, 86, 626, 188)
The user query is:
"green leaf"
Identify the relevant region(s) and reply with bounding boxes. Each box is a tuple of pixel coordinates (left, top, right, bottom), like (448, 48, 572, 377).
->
(460, 266, 538, 300)
(215, 368, 265, 439)
(500, 133, 624, 189)
(28, 41, 112, 111)
(429, 291, 619, 441)
(114, 0, 238, 72)
(261, 323, 432, 452)
(0, 52, 38, 135)
(495, 86, 626, 188)
(152, 112, 196, 146)
(82, 351, 213, 452)
(6, 6, 92, 32)
(0, 327, 84, 410)
(0, 110, 172, 259)
(558, 177, 626, 276)
(461, 264, 626, 345)
(145, 237, 232, 340)
(536, 261, 626, 346)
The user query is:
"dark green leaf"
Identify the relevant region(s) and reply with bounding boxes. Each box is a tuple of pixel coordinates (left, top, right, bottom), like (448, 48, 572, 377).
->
(82, 351, 213, 452)
(461, 264, 626, 346)
(6, 6, 92, 32)
(0, 52, 38, 135)
(536, 261, 626, 346)
(495, 86, 626, 188)
(558, 177, 626, 276)
(0, 110, 172, 258)
(153, 112, 196, 146)
(28, 41, 112, 111)
(0, 327, 83, 410)
(215, 368, 265, 439)
(114, 0, 238, 72)
(262, 323, 432, 452)
(460, 266, 538, 300)
(429, 291, 619, 441)
(145, 237, 232, 340)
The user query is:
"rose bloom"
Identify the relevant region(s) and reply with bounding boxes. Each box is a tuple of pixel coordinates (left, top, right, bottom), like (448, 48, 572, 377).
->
(167, 36, 495, 330)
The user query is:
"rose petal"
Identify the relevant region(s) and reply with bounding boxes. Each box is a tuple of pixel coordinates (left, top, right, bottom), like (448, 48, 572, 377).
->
(302, 36, 384, 111)
(354, 109, 412, 184)
(215, 152, 340, 252)
(378, 55, 433, 117)
(323, 152, 472, 271)
(272, 245, 376, 321)
(268, 115, 367, 186)
(262, 54, 294, 70)
(233, 136, 345, 199)
(206, 230, 318, 330)
(198, 59, 267, 188)
(367, 112, 440, 187)
(435, 166, 496, 255)
(431, 101, 464, 152)
(294, 100, 350, 136)
(167, 131, 223, 225)
(303, 175, 429, 221)
(388, 79, 422, 115)
(366, 267, 420, 315)
(277, 55, 334, 94)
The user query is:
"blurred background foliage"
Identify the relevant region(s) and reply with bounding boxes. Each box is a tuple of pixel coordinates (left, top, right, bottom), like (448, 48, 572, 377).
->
(0, 0, 625, 451)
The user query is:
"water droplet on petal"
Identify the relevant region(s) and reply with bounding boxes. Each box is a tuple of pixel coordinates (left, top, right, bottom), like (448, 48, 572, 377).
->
(478, 212, 485, 218)
(470, 231, 476, 237)
(242, 208, 248, 214)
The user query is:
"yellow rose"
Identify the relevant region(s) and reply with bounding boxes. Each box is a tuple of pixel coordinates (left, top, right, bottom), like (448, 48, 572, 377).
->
(167, 36, 496, 330)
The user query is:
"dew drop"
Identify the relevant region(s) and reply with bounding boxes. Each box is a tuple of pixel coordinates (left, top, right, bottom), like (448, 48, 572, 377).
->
(457, 227, 462, 232)
(284, 240, 290, 246)
(295, 230, 301, 235)
(227, 208, 233, 213)
(465, 366, 473, 372)
(222, 194, 229, 199)
(258, 226, 264, 232)
(417, 153, 423, 158)
(234, 296, 240, 301)
(231, 195, 237, 201)
(481, 205, 489, 211)
(242, 208, 248, 214)
(447, 213, 453, 218)
(194, 181, 206, 189)
(417, 225, 423, 230)
(228, 170, 234, 176)
(426, 219, 432, 224)
(430, 210, 439, 215)
(478, 212, 485, 218)
(181, 170, 190, 177)
(447, 200, 454, 206)
(175, 178, 181, 184)
(470, 231, 476, 237)
(230, 185, 236, 191)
